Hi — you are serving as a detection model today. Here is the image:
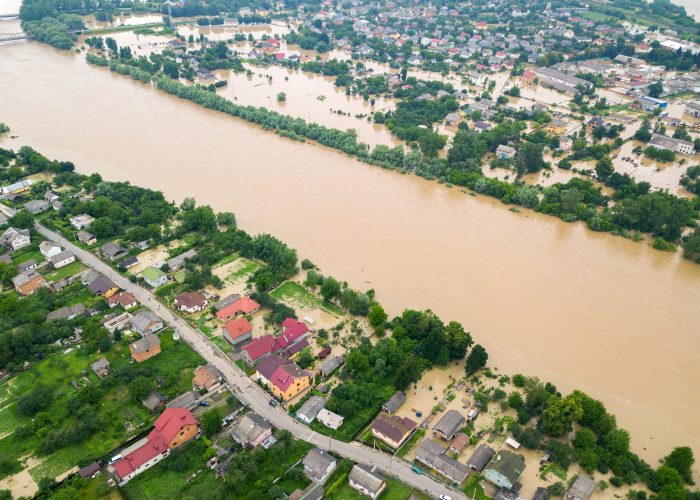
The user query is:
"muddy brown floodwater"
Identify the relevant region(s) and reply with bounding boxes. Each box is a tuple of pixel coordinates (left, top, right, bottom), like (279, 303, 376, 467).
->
(1, 37, 700, 477)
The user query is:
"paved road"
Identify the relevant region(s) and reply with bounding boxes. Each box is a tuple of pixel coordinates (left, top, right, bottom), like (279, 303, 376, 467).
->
(36, 223, 464, 500)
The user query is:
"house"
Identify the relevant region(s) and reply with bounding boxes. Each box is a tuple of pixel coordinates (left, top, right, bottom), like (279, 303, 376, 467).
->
(534, 67, 591, 93)
(131, 310, 163, 335)
(649, 134, 695, 155)
(101, 242, 128, 262)
(231, 412, 273, 448)
(348, 464, 386, 499)
(88, 275, 119, 297)
(223, 317, 253, 346)
(166, 390, 200, 410)
(24, 199, 50, 214)
(445, 112, 462, 126)
(50, 250, 75, 269)
(382, 391, 406, 414)
(215, 295, 259, 318)
(192, 364, 223, 392)
(415, 439, 470, 484)
(433, 410, 466, 440)
(317, 346, 332, 360)
(547, 119, 569, 135)
(106, 291, 138, 309)
(17, 259, 37, 272)
(241, 334, 275, 365)
(166, 249, 197, 271)
(40, 241, 62, 260)
(559, 136, 573, 151)
(316, 408, 344, 430)
(297, 395, 326, 424)
(69, 214, 95, 229)
(484, 450, 526, 490)
(1, 179, 32, 196)
(130, 334, 161, 363)
(255, 354, 312, 401)
(12, 270, 46, 296)
(44, 191, 59, 203)
(118, 255, 139, 271)
(103, 312, 132, 334)
(2, 227, 30, 251)
(174, 291, 207, 313)
(302, 448, 337, 483)
(468, 444, 496, 471)
(566, 473, 597, 500)
(213, 293, 241, 311)
(142, 391, 167, 411)
(533, 487, 551, 500)
(318, 355, 342, 377)
(142, 266, 168, 288)
(474, 120, 492, 133)
(91, 357, 110, 378)
(586, 115, 604, 133)
(47, 303, 85, 321)
(371, 413, 417, 448)
(78, 461, 102, 479)
(77, 231, 96, 245)
(450, 432, 469, 454)
(111, 408, 198, 484)
(683, 101, 700, 118)
(496, 144, 516, 159)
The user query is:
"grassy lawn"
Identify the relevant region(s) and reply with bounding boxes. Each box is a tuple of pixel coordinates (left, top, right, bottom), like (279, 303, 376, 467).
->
(216, 252, 239, 266)
(227, 258, 259, 282)
(210, 335, 233, 353)
(361, 429, 396, 454)
(42, 261, 86, 281)
(310, 406, 378, 442)
(270, 281, 344, 316)
(327, 478, 413, 500)
(0, 402, 19, 436)
(396, 429, 425, 458)
(464, 474, 492, 500)
(11, 247, 43, 265)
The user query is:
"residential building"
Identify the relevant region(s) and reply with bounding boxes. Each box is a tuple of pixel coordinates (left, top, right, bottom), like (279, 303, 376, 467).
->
(450, 433, 469, 454)
(474, 120, 492, 133)
(111, 408, 198, 484)
(559, 135, 573, 151)
(496, 144, 516, 159)
(216, 296, 260, 321)
(88, 275, 119, 297)
(106, 291, 138, 309)
(231, 412, 273, 448)
(1, 179, 32, 196)
(382, 391, 406, 414)
(12, 270, 46, 296)
(69, 214, 95, 229)
(566, 474, 597, 500)
(484, 450, 526, 490)
(348, 464, 386, 499)
(468, 444, 496, 471)
(318, 355, 342, 377)
(78, 462, 102, 480)
(649, 134, 695, 155)
(534, 67, 591, 93)
(142, 266, 168, 288)
(255, 354, 312, 401)
(371, 412, 417, 448)
(50, 250, 75, 269)
(302, 448, 337, 483)
(91, 357, 110, 378)
(118, 255, 138, 270)
(547, 119, 569, 135)
(2, 227, 30, 251)
(130, 334, 161, 363)
(166, 390, 200, 410)
(77, 231, 97, 245)
(297, 395, 326, 424)
(44, 191, 59, 203)
(24, 199, 50, 214)
(214, 293, 241, 311)
(40, 241, 62, 260)
(223, 317, 253, 346)
(192, 364, 223, 392)
(415, 439, 470, 484)
(316, 408, 344, 430)
(241, 334, 275, 365)
(142, 391, 167, 412)
(533, 487, 551, 500)
(17, 260, 37, 272)
(103, 312, 132, 334)
(166, 249, 197, 271)
(433, 410, 466, 440)
(683, 101, 700, 118)
(101, 242, 128, 262)
(174, 291, 208, 313)
(47, 303, 85, 321)
(131, 310, 163, 335)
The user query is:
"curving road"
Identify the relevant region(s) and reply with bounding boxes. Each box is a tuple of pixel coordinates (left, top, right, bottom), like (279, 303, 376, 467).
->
(35, 223, 465, 500)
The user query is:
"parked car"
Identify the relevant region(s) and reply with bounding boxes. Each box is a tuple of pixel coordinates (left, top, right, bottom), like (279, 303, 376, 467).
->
(269, 399, 277, 407)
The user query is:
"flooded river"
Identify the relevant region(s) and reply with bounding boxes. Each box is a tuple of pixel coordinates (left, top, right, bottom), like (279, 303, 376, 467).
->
(1, 37, 700, 474)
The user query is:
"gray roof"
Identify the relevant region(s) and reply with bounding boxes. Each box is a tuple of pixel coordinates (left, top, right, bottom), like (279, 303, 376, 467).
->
(214, 293, 241, 311)
(567, 474, 597, 500)
(468, 444, 496, 471)
(535, 67, 590, 87)
(532, 487, 550, 500)
(297, 395, 326, 422)
(433, 410, 466, 439)
(101, 242, 127, 258)
(130, 333, 160, 354)
(88, 275, 117, 295)
(383, 391, 406, 413)
(24, 199, 50, 213)
(50, 250, 74, 264)
(131, 310, 162, 334)
(17, 259, 36, 271)
(167, 249, 197, 270)
(349, 464, 385, 494)
(414, 439, 470, 484)
(231, 412, 272, 445)
(47, 303, 85, 321)
(142, 391, 166, 411)
(12, 270, 42, 288)
(485, 450, 526, 486)
(167, 390, 200, 409)
(77, 231, 95, 243)
(318, 356, 342, 375)
(90, 357, 110, 372)
(302, 448, 337, 482)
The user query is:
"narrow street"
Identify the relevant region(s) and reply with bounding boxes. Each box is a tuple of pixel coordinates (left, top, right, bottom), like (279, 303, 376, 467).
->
(35, 223, 465, 500)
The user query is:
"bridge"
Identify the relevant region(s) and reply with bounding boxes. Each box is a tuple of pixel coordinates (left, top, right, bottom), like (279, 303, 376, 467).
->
(0, 32, 34, 42)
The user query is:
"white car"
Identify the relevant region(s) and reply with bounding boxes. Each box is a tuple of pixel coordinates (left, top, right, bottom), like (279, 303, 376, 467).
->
(440, 495, 452, 500)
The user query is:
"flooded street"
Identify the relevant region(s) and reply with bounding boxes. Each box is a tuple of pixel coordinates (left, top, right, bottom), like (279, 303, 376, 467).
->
(1, 38, 700, 472)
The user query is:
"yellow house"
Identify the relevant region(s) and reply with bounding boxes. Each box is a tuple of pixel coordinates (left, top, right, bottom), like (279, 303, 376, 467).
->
(546, 119, 569, 135)
(255, 355, 312, 401)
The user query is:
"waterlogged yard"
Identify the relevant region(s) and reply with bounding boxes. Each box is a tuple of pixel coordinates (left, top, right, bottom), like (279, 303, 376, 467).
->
(270, 280, 344, 316)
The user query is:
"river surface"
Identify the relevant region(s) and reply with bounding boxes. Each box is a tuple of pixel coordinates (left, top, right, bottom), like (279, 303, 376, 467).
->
(1, 33, 700, 475)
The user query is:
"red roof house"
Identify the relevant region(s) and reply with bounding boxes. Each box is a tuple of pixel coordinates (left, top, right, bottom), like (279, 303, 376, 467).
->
(223, 317, 253, 346)
(216, 296, 260, 321)
(241, 334, 275, 365)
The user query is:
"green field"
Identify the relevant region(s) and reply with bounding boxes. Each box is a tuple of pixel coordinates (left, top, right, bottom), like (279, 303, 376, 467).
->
(43, 261, 86, 281)
(327, 478, 414, 500)
(396, 429, 425, 458)
(270, 281, 344, 316)
(464, 474, 492, 500)
(226, 258, 260, 282)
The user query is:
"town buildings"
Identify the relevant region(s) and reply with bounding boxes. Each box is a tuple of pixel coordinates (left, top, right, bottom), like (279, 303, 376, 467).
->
(130, 334, 161, 362)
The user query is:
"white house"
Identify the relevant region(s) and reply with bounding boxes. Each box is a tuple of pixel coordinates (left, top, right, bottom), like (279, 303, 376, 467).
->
(1, 227, 30, 252)
(40, 241, 63, 260)
(69, 214, 95, 230)
(316, 409, 344, 430)
(50, 250, 76, 269)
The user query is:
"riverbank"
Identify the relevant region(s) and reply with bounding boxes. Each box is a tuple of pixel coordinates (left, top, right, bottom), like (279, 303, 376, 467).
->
(2, 40, 700, 474)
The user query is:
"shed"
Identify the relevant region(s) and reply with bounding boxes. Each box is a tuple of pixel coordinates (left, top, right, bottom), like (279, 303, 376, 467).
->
(297, 395, 326, 424)
(468, 444, 495, 471)
(433, 409, 466, 440)
(382, 391, 406, 414)
(566, 473, 597, 500)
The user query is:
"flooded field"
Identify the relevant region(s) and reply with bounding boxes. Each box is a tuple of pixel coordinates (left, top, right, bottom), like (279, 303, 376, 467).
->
(1, 36, 700, 476)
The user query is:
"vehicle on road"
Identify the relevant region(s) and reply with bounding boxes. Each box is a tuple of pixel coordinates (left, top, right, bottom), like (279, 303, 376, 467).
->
(440, 495, 452, 500)
(412, 465, 423, 474)
(269, 399, 278, 407)
(198, 401, 210, 407)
